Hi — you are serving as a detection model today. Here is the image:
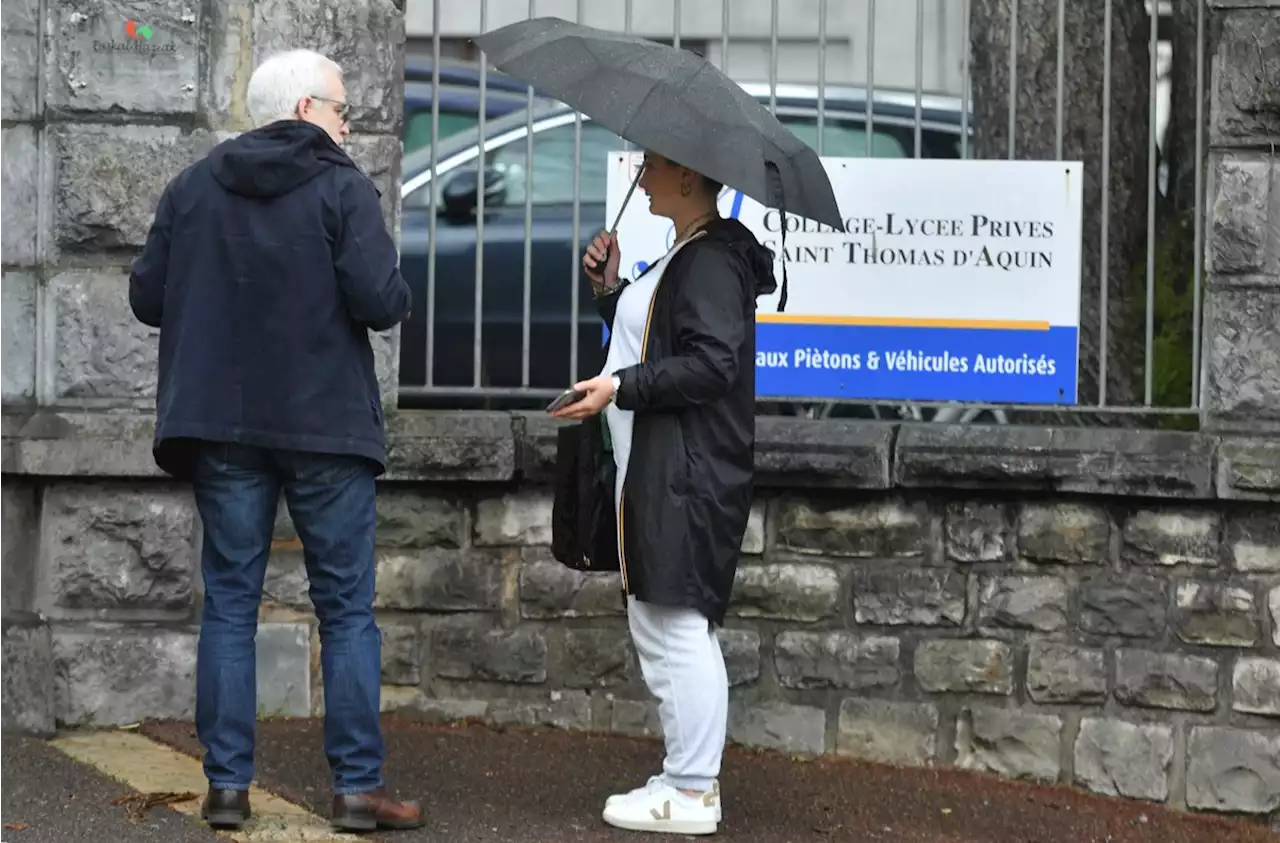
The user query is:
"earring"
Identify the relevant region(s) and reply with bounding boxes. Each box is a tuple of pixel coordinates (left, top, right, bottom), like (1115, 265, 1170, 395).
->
(680, 181, 692, 197)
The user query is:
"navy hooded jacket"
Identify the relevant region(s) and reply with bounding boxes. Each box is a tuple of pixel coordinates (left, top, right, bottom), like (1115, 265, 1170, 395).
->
(128, 120, 411, 478)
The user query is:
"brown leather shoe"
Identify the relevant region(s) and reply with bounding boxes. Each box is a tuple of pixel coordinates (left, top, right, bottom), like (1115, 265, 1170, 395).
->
(202, 788, 250, 829)
(332, 788, 425, 831)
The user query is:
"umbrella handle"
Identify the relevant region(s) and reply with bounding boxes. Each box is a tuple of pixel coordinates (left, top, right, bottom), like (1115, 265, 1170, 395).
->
(608, 160, 645, 236)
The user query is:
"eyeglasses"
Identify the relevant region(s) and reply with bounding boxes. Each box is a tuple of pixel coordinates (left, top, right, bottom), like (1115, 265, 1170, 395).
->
(311, 95, 349, 121)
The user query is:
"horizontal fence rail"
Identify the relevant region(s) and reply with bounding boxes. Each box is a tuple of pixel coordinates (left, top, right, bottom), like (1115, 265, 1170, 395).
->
(400, 0, 1207, 429)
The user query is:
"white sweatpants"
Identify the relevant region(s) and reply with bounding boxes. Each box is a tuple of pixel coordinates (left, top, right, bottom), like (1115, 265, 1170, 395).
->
(626, 596, 729, 792)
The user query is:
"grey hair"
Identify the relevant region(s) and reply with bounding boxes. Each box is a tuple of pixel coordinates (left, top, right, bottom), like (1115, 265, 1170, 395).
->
(246, 49, 342, 127)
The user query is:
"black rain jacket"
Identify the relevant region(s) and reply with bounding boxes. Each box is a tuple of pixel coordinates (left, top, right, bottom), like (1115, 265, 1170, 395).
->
(598, 217, 777, 625)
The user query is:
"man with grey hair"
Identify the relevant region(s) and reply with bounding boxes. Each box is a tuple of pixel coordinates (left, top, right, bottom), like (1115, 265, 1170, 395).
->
(128, 49, 420, 833)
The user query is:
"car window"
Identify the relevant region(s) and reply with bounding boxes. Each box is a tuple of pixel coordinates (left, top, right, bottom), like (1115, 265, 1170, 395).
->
(403, 111, 479, 155)
(489, 121, 624, 206)
(779, 115, 908, 158)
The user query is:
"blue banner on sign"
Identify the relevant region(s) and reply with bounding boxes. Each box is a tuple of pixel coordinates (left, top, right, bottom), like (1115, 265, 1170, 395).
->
(754, 323, 1078, 404)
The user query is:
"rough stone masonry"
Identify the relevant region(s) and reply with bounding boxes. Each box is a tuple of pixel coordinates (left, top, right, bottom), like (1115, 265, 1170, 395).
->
(2, 0, 1280, 829)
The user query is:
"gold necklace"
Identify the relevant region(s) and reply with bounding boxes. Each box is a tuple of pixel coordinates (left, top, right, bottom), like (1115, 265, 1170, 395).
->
(676, 211, 718, 243)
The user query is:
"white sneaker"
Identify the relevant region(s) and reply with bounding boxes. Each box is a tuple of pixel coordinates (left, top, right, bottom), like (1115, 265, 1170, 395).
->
(601, 779, 719, 835)
(606, 776, 721, 822)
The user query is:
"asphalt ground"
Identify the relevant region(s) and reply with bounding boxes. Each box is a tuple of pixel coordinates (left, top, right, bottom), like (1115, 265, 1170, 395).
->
(129, 715, 1276, 843)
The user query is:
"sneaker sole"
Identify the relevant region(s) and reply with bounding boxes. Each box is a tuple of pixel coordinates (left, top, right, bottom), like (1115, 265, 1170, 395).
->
(602, 808, 717, 835)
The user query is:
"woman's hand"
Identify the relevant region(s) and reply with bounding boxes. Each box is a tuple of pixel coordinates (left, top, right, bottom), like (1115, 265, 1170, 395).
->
(550, 375, 616, 420)
(583, 230, 621, 293)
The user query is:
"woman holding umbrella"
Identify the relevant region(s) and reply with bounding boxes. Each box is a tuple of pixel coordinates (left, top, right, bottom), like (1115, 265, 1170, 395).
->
(551, 151, 777, 836)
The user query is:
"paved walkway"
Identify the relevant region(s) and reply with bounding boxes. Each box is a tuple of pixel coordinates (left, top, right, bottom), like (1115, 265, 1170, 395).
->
(3, 716, 1275, 843)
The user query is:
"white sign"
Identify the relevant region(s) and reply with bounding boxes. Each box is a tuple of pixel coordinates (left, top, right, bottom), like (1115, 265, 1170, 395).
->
(605, 153, 1084, 404)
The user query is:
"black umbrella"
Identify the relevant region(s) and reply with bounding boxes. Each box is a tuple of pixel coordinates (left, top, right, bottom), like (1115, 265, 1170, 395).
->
(473, 17, 845, 309)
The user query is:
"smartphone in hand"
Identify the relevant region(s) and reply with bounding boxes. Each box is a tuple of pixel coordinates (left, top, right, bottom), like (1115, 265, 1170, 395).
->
(546, 387, 588, 413)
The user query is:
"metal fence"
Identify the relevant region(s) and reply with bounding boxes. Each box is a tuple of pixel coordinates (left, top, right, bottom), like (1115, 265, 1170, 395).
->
(398, 0, 1208, 427)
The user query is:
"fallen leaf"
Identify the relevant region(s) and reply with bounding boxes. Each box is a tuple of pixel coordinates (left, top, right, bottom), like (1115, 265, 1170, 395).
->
(110, 791, 199, 823)
(3, 823, 27, 830)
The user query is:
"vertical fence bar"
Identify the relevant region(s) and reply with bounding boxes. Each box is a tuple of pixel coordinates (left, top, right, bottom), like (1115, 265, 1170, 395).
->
(1143, 0, 1158, 405)
(1190, 0, 1205, 407)
(569, 0, 584, 383)
(625, 0, 634, 152)
(674, 0, 681, 49)
(721, 0, 729, 74)
(521, 0, 535, 387)
(1055, 0, 1065, 160)
(769, 0, 778, 115)
(426, 0, 441, 386)
(866, 0, 875, 150)
(473, 0, 488, 387)
(818, 0, 827, 155)
(1007, 0, 1017, 159)
(1098, 0, 1113, 405)
(960, 0, 970, 158)
(914, 0, 924, 158)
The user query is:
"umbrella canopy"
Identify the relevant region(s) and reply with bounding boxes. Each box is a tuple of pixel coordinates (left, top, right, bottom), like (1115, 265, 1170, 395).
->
(473, 17, 845, 233)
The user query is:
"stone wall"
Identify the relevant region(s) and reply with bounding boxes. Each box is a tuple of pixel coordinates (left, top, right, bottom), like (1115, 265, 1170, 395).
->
(3, 412, 1279, 821)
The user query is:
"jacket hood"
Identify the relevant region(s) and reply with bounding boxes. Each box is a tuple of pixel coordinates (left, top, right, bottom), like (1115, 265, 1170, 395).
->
(701, 217, 778, 299)
(209, 120, 356, 198)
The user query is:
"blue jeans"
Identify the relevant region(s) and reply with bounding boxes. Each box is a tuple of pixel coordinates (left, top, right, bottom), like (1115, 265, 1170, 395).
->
(192, 443, 384, 795)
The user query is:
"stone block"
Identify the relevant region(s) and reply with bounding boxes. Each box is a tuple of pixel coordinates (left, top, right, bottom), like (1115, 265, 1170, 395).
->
(1209, 156, 1272, 274)
(376, 491, 465, 549)
(2, 126, 41, 267)
(2, 272, 38, 402)
(1, 0, 39, 119)
(730, 563, 840, 622)
(345, 133, 402, 236)
(1073, 718, 1174, 802)
(40, 485, 196, 614)
(1016, 502, 1109, 564)
(977, 575, 1069, 633)
(1217, 437, 1280, 500)
(1227, 509, 1280, 572)
(374, 549, 504, 611)
(740, 503, 766, 555)
(1233, 657, 1280, 717)
(1115, 649, 1218, 712)
(49, 271, 159, 400)
(489, 690, 591, 730)
(255, 622, 310, 717)
(1122, 510, 1221, 567)
(753, 417, 894, 488)
(774, 632, 899, 691)
(474, 493, 552, 547)
(384, 694, 488, 722)
(713, 628, 759, 686)
(1187, 727, 1280, 814)
(2, 484, 38, 615)
(835, 698, 938, 767)
(380, 622, 421, 686)
(263, 550, 310, 607)
(1173, 581, 1258, 647)
(777, 497, 930, 558)
(1078, 572, 1168, 638)
(955, 706, 1063, 784)
(224, 0, 404, 133)
(562, 628, 633, 689)
(852, 567, 966, 627)
(519, 552, 623, 619)
(895, 424, 1214, 498)
(53, 125, 218, 251)
(1204, 289, 1280, 425)
(914, 640, 1014, 695)
(46, 0, 199, 115)
(53, 627, 196, 726)
(1271, 586, 1280, 646)
(610, 699, 660, 738)
(1026, 642, 1106, 704)
(432, 623, 547, 684)
(727, 702, 826, 755)
(1, 619, 55, 735)
(944, 502, 1009, 563)
(383, 411, 516, 482)
(1211, 11, 1280, 144)
(1, 411, 163, 477)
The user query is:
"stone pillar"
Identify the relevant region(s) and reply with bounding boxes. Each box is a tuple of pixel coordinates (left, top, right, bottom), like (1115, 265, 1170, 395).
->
(1, 0, 405, 411)
(1202, 2, 1280, 429)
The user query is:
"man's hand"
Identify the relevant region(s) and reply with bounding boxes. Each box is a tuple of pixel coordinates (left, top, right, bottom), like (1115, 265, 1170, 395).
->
(550, 374, 616, 420)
